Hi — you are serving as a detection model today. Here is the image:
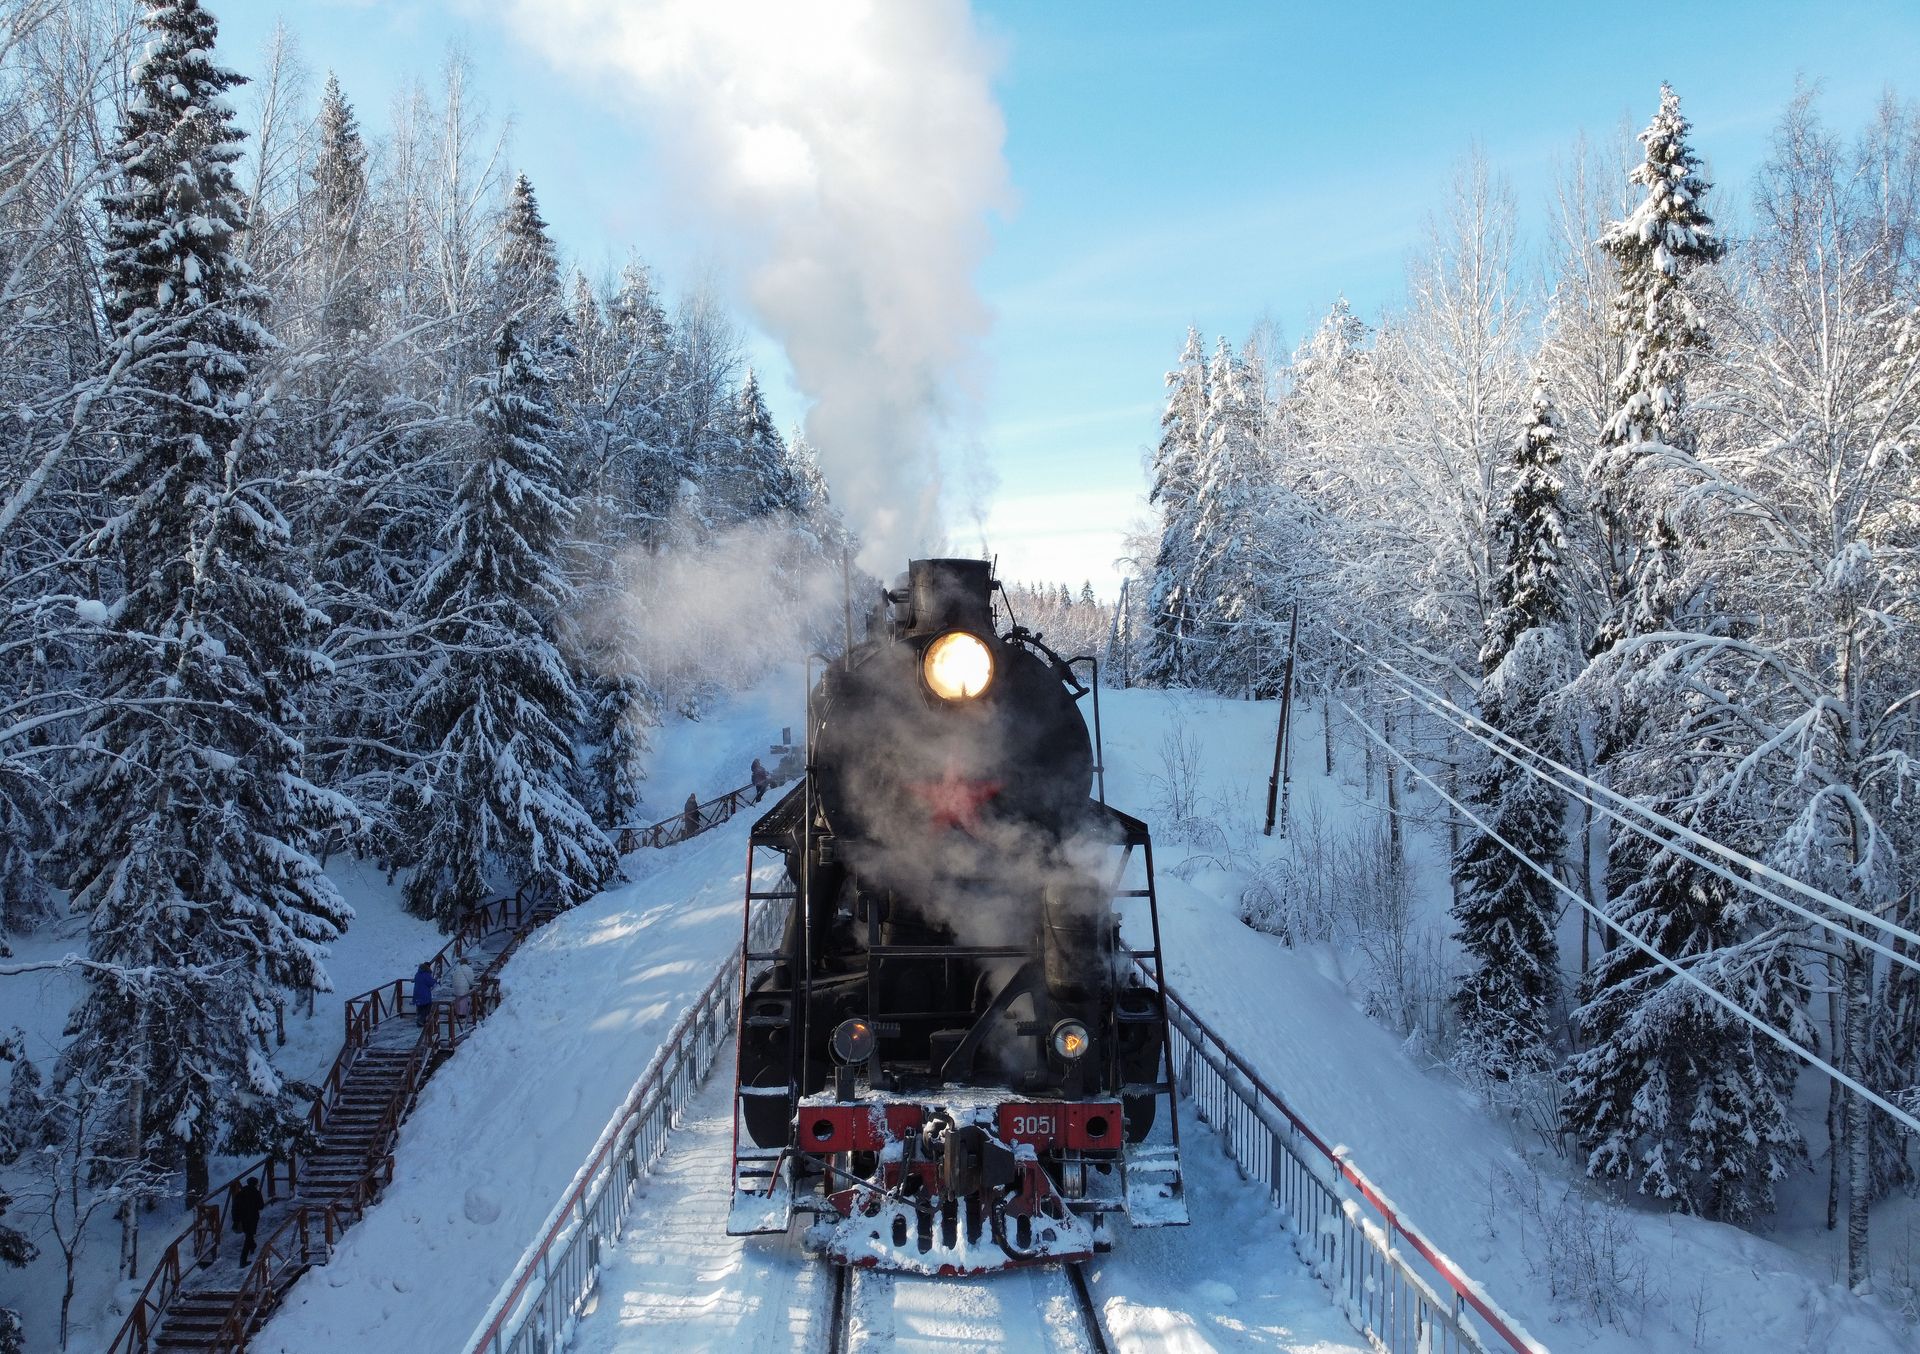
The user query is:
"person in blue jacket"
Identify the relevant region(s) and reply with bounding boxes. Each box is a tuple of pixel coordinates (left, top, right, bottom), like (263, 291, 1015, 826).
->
(413, 962, 436, 1028)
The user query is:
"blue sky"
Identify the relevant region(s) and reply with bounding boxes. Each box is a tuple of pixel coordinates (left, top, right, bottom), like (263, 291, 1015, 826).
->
(217, 1, 1920, 595)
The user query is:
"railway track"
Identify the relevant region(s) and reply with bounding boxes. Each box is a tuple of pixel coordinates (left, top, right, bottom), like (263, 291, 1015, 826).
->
(832, 1258, 1111, 1354)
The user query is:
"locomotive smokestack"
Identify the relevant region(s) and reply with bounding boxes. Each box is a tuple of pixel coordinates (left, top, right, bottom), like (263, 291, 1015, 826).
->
(903, 558, 994, 638)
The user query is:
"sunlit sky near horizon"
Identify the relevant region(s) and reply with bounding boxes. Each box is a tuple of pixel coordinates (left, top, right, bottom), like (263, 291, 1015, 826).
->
(218, 0, 1920, 598)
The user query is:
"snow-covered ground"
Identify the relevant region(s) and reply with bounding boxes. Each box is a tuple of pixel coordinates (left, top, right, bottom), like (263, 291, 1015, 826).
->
(16, 671, 1917, 1352)
(253, 672, 806, 1352)
(1093, 686, 1917, 1354)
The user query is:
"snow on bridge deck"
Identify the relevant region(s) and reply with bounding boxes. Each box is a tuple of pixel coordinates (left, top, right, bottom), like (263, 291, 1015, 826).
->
(571, 1047, 1369, 1353)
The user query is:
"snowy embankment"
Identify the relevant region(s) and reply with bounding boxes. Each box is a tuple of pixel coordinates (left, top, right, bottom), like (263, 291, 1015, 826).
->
(255, 815, 764, 1352)
(253, 673, 804, 1352)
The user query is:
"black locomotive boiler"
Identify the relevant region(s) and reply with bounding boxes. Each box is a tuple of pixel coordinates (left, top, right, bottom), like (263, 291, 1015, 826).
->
(725, 558, 1187, 1274)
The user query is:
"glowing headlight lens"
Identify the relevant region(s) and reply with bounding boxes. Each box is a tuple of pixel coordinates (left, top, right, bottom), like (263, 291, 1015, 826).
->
(831, 1018, 876, 1064)
(1050, 1019, 1090, 1061)
(923, 631, 994, 701)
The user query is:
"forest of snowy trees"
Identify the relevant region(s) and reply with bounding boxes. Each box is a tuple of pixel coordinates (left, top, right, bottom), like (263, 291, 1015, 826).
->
(0, 2, 848, 1339)
(1139, 85, 1920, 1291)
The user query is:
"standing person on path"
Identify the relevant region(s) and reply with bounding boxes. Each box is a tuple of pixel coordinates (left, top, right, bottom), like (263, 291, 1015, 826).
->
(413, 962, 436, 1029)
(750, 758, 771, 803)
(450, 957, 475, 1028)
(232, 1177, 265, 1265)
(682, 792, 700, 839)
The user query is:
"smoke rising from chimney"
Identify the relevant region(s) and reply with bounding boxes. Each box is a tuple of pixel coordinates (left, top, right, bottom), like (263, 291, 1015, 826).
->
(486, 0, 1011, 570)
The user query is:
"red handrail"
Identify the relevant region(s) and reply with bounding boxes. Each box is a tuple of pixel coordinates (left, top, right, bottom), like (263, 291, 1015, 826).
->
(1156, 974, 1546, 1354)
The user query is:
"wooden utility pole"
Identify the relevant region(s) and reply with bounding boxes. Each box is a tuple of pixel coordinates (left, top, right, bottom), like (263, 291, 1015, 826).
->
(1264, 603, 1300, 837)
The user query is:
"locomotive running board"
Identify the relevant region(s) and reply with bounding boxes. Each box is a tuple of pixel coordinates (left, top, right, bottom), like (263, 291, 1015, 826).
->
(727, 1150, 794, 1235)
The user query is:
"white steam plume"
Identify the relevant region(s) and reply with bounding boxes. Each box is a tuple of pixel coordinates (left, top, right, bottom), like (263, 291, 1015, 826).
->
(486, 0, 1010, 569)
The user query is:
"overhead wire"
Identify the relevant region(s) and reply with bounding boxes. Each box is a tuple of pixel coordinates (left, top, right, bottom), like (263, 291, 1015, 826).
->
(1334, 692, 1920, 1140)
(1327, 624, 1920, 964)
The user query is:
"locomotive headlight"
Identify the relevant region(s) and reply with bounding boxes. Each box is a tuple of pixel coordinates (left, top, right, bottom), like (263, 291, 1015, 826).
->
(831, 1018, 876, 1064)
(923, 631, 994, 701)
(1050, 1019, 1091, 1061)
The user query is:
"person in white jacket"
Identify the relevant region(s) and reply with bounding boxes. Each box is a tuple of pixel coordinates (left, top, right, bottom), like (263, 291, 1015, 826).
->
(450, 958, 475, 1027)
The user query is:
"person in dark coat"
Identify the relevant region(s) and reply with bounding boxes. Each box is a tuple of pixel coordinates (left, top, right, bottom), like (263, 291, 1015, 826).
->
(750, 758, 771, 803)
(682, 792, 700, 838)
(413, 962, 436, 1028)
(232, 1177, 265, 1264)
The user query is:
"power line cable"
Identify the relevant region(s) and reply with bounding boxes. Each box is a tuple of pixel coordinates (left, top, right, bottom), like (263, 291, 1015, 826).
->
(1336, 693, 1920, 1138)
(1330, 625, 1920, 957)
(1353, 644, 1920, 977)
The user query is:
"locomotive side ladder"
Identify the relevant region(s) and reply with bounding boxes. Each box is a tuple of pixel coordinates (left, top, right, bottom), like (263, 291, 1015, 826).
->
(726, 779, 808, 1236)
(1093, 802, 1189, 1228)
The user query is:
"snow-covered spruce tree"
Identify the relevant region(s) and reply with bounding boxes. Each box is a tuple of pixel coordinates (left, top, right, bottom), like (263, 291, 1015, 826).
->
(293, 73, 443, 855)
(309, 73, 373, 345)
(404, 321, 615, 927)
(1592, 83, 1723, 649)
(1449, 386, 1574, 1075)
(0, 762, 53, 933)
(495, 171, 562, 332)
(1641, 90, 1920, 1283)
(54, 0, 352, 1212)
(0, 1033, 36, 1354)
(1562, 794, 1810, 1221)
(601, 260, 683, 549)
(713, 367, 800, 522)
(1141, 327, 1209, 687)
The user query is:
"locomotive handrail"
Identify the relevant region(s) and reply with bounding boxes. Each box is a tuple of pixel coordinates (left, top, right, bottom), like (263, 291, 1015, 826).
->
(1143, 963, 1547, 1354)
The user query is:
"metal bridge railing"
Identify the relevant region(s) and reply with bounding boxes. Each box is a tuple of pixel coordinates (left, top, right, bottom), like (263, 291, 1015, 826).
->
(465, 902, 787, 1354)
(1153, 973, 1547, 1354)
(462, 913, 1539, 1354)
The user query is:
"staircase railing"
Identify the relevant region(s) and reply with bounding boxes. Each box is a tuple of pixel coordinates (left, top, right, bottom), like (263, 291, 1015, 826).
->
(108, 774, 770, 1353)
(106, 884, 546, 1354)
(205, 882, 557, 1350)
(465, 901, 787, 1354)
(1152, 972, 1546, 1354)
(610, 779, 766, 853)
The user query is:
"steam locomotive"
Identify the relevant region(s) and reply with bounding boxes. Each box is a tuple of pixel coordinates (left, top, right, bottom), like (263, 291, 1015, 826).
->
(725, 558, 1186, 1274)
